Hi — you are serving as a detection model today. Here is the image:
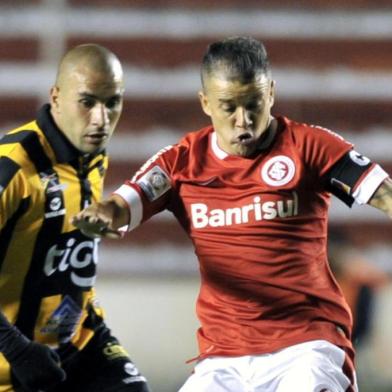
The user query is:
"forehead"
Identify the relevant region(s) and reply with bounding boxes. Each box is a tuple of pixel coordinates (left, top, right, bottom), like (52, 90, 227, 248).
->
(204, 71, 270, 100)
(65, 66, 124, 96)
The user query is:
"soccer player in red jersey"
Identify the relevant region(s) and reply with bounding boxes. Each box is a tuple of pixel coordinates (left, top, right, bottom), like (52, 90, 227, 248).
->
(73, 37, 392, 392)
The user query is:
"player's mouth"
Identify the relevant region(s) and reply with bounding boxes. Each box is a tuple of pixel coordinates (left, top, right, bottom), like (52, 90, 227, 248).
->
(233, 132, 255, 146)
(84, 133, 108, 145)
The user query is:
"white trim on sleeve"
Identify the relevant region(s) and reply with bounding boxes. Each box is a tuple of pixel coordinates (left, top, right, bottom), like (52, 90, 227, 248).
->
(353, 164, 389, 205)
(114, 184, 143, 231)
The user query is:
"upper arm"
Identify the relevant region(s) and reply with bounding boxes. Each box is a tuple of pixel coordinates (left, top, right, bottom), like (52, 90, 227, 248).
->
(113, 145, 177, 231)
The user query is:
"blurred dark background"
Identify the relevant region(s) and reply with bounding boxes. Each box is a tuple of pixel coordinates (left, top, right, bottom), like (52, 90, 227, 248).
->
(0, 1, 391, 391)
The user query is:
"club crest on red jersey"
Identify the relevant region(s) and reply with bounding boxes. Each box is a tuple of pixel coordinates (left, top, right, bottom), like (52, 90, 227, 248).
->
(261, 155, 296, 187)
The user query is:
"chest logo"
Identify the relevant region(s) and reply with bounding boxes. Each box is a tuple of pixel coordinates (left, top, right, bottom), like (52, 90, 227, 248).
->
(261, 155, 295, 186)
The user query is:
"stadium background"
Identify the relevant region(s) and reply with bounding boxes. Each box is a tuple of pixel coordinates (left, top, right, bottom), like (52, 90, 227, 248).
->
(0, 1, 391, 391)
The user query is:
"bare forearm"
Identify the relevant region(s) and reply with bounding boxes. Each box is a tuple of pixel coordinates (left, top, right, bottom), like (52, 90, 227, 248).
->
(368, 177, 392, 218)
(106, 194, 130, 229)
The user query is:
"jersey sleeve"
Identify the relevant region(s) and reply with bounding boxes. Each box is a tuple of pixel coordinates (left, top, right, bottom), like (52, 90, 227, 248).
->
(299, 123, 389, 206)
(113, 144, 180, 231)
(0, 156, 29, 230)
(301, 124, 353, 178)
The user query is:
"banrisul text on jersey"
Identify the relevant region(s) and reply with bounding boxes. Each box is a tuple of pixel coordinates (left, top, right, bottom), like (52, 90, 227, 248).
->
(191, 192, 299, 229)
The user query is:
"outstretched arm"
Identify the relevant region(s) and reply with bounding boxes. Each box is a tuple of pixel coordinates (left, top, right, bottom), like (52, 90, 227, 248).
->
(71, 194, 130, 239)
(368, 177, 392, 218)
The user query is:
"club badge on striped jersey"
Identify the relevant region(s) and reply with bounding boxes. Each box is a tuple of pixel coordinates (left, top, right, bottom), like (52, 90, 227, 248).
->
(137, 165, 171, 201)
(40, 295, 82, 343)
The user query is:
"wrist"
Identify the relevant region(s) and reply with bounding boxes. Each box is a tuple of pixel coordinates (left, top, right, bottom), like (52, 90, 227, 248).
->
(0, 326, 31, 362)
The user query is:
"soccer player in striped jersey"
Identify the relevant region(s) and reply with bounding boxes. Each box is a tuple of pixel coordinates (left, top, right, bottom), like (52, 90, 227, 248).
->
(0, 44, 150, 391)
(73, 37, 392, 392)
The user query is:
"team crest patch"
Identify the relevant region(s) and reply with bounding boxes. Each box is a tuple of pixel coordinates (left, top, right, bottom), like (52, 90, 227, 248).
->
(261, 155, 296, 186)
(40, 295, 82, 343)
(137, 165, 171, 201)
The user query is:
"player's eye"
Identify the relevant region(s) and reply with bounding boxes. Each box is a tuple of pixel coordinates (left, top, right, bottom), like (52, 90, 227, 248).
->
(222, 105, 235, 113)
(79, 98, 95, 109)
(106, 97, 121, 109)
(246, 100, 262, 112)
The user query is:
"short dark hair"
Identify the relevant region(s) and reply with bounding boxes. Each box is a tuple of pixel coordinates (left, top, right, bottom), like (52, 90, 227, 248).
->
(201, 36, 270, 87)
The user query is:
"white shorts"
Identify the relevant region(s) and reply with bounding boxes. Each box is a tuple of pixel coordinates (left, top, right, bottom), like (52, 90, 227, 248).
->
(179, 340, 358, 392)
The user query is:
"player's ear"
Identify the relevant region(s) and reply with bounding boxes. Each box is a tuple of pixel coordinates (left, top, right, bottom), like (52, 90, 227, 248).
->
(50, 86, 60, 112)
(198, 90, 212, 116)
(268, 80, 275, 109)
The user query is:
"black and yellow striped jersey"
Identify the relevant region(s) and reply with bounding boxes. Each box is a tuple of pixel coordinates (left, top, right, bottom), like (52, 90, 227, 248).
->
(0, 105, 108, 388)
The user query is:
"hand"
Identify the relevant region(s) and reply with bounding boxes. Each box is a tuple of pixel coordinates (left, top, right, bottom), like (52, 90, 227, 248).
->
(9, 341, 66, 391)
(71, 202, 123, 239)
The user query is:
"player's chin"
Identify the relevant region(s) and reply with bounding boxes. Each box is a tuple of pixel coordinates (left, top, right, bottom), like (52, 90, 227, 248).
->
(232, 144, 255, 158)
(80, 142, 105, 155)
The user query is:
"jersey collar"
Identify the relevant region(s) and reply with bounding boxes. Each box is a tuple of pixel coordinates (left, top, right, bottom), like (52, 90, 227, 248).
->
(211, 131, 228, 160)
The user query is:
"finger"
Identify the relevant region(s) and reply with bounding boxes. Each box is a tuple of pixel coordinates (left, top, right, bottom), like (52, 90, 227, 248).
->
(101, 228, 124, 239)
(80, 228, 104, 239)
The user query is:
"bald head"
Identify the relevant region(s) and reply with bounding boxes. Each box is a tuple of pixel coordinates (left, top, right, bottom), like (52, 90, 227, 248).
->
(50, 44, 124, 155)
(55, 44, 123, 88)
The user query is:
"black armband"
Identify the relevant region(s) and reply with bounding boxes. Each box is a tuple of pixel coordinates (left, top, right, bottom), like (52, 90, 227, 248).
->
(326, 150, 373, 207)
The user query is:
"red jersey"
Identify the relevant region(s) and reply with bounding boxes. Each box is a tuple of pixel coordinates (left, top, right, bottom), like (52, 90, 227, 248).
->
(114, 116, 387, 359)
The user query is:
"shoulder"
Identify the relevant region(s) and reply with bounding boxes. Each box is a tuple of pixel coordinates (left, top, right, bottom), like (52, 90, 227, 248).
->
(132, 126, 212, 181)
(177, 125, 213, 153)
(275, 116, 352, 160)
(0, 121, 45, 166)
(281, 116, 347, 144)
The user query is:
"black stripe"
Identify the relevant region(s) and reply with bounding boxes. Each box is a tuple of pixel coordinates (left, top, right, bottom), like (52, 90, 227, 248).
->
(14, 132, 66, 339)
(0, 132, 32, 145)
(0, 131, 52, 173)
(0, 198, 30, 272)
(70, 157, 94, 210)
(90, 158, 105, 178)
(0, 157, 20, 191)
(20, 131, 53, 173)
(80, 177, 93, 210)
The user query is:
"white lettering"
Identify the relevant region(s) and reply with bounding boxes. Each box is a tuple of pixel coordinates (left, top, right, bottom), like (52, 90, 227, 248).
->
(254, 196, 262, 220)
(262, 201, 277, 220)
(44, 246, 65, 276)
(277, 200, 293, 218)
(190, 194, 299, 229)
(209, 209, 225, 227)
(226, 207, 241, 225)
(70, 242, 95, 269)
(191, 203, 209, 228)
(43, 238, 99, 288)
(242, 204, 253, 223)
(59, 238, 76, 272)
